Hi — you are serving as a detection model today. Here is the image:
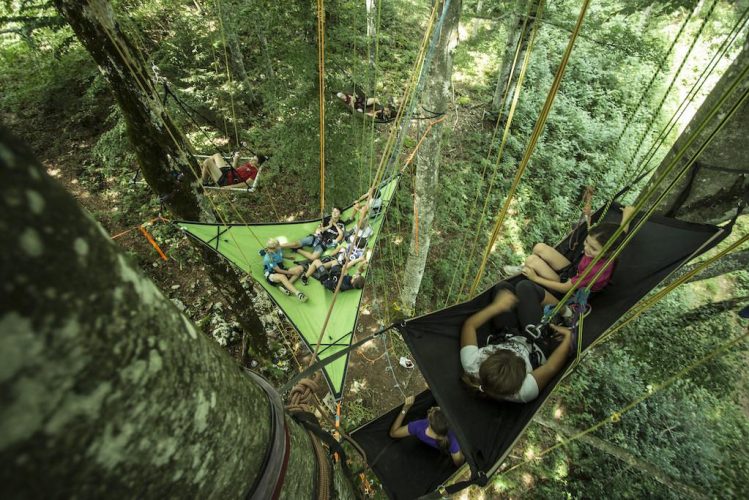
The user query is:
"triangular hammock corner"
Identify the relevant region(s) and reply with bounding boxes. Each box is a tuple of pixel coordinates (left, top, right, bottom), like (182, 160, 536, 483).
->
(351, 203, 730, 499)
(177, 176, 399, 399)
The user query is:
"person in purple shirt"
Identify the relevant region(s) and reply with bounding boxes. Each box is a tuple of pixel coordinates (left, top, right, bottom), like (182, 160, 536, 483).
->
(389, 396, 464, 466)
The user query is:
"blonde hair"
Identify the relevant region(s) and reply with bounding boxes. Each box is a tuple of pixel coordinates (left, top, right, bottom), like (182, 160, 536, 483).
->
(266, 238, 279, 249)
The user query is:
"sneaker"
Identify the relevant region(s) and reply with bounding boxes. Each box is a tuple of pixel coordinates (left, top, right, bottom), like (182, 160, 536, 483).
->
(278, 286, 291, 296)
(297, 292, 308, 303)
(301, 275, 309, 285)
(502, 265, 523, 276)
(257, 154, 269, 165)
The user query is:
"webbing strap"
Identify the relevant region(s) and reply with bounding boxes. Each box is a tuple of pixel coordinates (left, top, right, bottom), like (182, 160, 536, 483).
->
(290, 411, 353, 480)
(281, 324, 396, 395)
(244, 370, 289, 500)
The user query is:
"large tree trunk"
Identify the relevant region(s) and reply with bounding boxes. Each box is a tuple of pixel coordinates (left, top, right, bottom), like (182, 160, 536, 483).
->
(54, 0, 269, 358)
(637, 40, 749, 224)
(0, 127, 355, 498)
(490, 0, 538, 118)
(399, 0, 462, 312)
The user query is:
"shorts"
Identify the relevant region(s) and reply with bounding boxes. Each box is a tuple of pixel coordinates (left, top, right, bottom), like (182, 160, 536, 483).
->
(300, 235, 324, 255)
(217, 167, 231, 187)
(264, 263, 285, 285)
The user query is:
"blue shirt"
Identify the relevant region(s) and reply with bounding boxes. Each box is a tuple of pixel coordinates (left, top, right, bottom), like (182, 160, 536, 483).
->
(263, 250, 284, 273)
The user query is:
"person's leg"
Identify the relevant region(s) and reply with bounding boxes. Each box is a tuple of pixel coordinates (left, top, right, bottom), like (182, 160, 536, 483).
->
(287, 265, 304, 283)
(531, 243, 571, 271)
(524, 254, 562, 281)
(270, 273, 301, 295)
(305, 259, 324, 278)
(202, 153, 226, 184)
(296, 248, 318, 260)
(514, 280, 551, 328)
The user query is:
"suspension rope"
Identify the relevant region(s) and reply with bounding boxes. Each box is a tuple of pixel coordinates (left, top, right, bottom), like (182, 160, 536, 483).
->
(317, 0, 327, 217)
(544, 63, 749, 321)
(447, 0, 544, 305)
(625, 0, 720, 177)
(619, 5, 749, 193)
(214, 0, 240, 147)
(468, 0, 591, 297)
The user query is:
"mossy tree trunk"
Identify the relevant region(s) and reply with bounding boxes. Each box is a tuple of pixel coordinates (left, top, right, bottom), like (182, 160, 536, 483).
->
(0, 127, 355, 498)
(637, 40, 749, 224)
(54, 0, 270, 359)
(399, 0, 462, 312)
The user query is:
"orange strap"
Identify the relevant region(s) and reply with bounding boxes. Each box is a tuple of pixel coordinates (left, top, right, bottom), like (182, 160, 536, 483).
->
(139, 225, 168, 261)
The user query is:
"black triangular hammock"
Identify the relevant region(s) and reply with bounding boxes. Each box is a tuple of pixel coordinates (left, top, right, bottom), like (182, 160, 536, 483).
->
(350, 203, 731, 499)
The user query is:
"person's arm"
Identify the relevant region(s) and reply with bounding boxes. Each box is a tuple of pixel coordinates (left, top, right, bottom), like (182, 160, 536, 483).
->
(333, 224, 344, 243)
(522, 266, 574, 294)
(451, 451, 465, 467)
(460, 290, 517, 348)
(389, 396, 415, 438)
(530, 324, 571, 391)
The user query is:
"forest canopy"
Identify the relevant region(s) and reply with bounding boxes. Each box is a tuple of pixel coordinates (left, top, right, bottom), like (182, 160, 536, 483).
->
(1, 0, 748, 497)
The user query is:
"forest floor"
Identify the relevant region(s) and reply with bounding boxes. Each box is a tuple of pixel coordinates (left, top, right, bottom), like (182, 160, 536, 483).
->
(8, 97, 430, 435)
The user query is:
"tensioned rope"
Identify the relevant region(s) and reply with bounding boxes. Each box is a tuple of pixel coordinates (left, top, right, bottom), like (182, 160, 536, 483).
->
(317, 0, 326, 217)
(214, 0, 241, 147)
(468, 0, 592, 297)
(544, 62, 749, 322)
(447, 0, 545, 306)
(619, 5, 749, 193)
(624, 0, 720, 179)
(306, 1, 450, 369)
(595, 2, 699, 220)
(371, 0, 447, 187)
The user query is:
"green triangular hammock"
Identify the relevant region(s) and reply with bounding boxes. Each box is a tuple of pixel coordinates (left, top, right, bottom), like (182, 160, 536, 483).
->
(178, 177, 398, 398)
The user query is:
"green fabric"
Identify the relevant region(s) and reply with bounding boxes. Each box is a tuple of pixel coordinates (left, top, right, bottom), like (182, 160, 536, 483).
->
(177, 177, 398, 398)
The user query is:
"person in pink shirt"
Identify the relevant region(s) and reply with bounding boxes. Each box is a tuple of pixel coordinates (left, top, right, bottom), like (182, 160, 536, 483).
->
(507, 206, 635, 306)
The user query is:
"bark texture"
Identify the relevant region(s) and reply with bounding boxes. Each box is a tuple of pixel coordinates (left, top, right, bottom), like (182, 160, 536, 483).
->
(399, 0, 462, 312)
(0, 128, 354, 498)
(54, 0, 269, 358)
(638, 40, 749, 224)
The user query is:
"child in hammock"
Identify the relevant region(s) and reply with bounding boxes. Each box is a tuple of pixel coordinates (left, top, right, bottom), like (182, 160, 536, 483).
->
(460, 283, 572, 403)
(503, 206, 635, 304)
(389, 396, 465, 467)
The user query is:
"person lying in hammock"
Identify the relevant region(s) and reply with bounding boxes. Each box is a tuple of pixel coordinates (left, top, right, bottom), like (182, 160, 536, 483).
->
(261, 238, 308, 302)
(460, 282, 572, 403)
(502, 206, 636, 302)
(200, 152, 268, 189)
(389, 395, 465, 467)
(336, 92, 395, 121)
(300, 237, 369, 291)
(282, 207, 345, 260)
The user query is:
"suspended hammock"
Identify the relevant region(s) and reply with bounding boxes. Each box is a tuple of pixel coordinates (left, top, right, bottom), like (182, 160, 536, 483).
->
(351, 203, 731, 499)
(178, 176, 399, 399)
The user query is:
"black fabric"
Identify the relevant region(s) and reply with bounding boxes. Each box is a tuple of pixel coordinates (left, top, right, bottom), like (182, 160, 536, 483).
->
(352, 204, 728, 498)
(350, 391, 463, 500)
